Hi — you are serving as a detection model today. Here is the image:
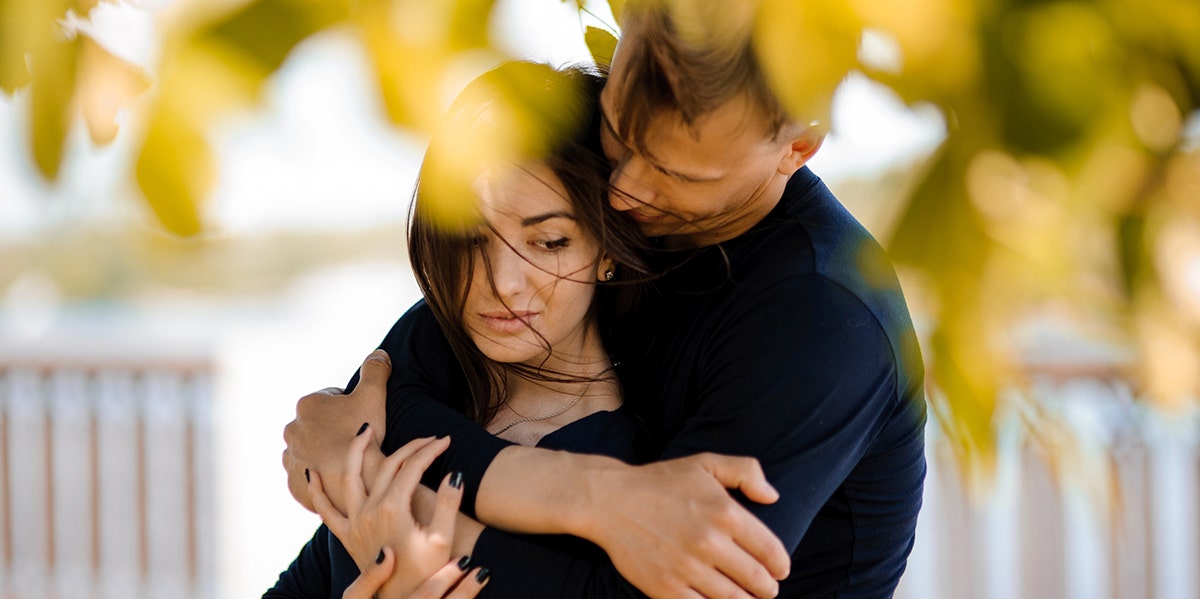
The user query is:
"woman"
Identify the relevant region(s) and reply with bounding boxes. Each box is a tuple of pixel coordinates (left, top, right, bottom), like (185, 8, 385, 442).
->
(266, 61, 649, 598)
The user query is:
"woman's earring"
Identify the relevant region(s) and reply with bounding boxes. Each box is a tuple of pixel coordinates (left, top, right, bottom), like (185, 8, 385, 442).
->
(604, 270, 614, 281)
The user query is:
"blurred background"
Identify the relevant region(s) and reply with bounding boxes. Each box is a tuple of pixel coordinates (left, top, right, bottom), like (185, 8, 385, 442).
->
(1, 0, 1197, 597)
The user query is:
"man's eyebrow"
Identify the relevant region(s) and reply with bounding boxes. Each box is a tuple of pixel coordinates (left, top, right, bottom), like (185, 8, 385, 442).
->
(599, 109, 627, 150)
(520, 211, 575, 227)
(601, 106, 719, 184)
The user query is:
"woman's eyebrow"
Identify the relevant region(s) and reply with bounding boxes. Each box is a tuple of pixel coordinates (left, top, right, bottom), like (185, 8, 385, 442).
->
(520, 211, 575, 227)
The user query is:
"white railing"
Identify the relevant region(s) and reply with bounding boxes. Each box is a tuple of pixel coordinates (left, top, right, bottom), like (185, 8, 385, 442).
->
(0, 356, 213, 599)
(897, 373, 1200, 599)
(1, 349, 1196, 599)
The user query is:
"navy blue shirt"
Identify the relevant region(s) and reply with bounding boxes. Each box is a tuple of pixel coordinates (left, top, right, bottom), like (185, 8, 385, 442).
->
(267, 167, 926, 597)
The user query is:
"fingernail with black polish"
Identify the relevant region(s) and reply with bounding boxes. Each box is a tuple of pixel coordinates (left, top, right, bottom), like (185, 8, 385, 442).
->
(356, 422, 369, 436)
(304, 468, 310, 483)
(475, 568, 490, 584)
(457, 556, 471, 571)
(449, 472, 463, 489)
(375, 549, 385, 565)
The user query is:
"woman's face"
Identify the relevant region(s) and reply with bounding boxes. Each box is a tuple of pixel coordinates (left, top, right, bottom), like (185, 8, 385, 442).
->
(461, 161, 606, 366)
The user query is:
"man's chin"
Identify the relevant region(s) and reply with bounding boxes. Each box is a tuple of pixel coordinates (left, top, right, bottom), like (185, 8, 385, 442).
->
(637, 218, 686, 238)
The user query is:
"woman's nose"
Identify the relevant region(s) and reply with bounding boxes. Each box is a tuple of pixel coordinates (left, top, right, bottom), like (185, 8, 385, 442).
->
(489, 244, 528, 298)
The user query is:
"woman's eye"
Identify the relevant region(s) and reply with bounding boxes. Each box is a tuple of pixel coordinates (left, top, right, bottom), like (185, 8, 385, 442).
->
(533, 237, 570, 251)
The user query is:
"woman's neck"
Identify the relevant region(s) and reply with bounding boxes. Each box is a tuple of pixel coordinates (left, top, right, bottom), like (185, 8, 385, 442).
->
(509, 322, 612, 387)
(488, 323, 622, 445)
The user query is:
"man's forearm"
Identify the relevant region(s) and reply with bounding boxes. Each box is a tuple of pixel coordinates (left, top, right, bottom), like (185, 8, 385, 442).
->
(468, 448, 790, 598)
(472, 446, 627, 540)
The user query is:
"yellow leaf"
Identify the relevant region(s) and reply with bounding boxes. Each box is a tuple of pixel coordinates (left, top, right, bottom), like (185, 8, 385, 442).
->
(608, 0, 626, 26)
(420, 61, 591, 230)
(134, 105, 214, 237)
(447, 0, 498, 50)
(753, 0, 861, 126)
(356, 0, 502, 130)
(0, 0, 33, 92)
(852, 0, 980, 103)
(77, 34, 150, 145)
(584, 25, 617, 68)
(196, 0, 346, 79)
(1, 0, 73, 93)
(29, 35, 80, 181)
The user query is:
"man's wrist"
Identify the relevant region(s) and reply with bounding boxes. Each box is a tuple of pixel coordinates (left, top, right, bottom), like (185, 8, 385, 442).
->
(360, 442, 386, 495)
(556, 452, 632, 541)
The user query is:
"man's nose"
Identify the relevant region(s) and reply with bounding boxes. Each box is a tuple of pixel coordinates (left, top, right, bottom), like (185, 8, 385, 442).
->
(608, 157, 654, 211)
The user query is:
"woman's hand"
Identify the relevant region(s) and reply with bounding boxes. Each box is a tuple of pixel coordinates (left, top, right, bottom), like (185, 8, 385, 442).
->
(343, 549, 490, 599)
(310, 432, 468, 599)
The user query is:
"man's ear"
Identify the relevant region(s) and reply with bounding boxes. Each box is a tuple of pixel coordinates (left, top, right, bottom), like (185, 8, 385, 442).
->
(776, 124, 826, 176)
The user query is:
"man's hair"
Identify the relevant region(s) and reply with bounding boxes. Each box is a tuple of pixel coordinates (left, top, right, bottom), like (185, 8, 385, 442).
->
(614, 0, 791, 150)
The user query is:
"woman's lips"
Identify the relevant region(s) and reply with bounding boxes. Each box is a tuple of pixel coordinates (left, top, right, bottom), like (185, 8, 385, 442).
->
(479, 311, 537, 334)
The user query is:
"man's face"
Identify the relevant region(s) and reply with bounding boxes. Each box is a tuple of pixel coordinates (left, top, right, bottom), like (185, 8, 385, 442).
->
(598, 37, 801, 247)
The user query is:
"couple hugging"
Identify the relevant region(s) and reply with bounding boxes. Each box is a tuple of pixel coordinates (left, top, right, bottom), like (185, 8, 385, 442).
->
(267, 2, 926, 597)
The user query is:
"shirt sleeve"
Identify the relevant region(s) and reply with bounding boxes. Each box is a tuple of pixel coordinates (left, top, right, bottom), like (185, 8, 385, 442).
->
(468, 528, 647, 598)
(657, 274, 911, 551)
(262, 525, 332, 599)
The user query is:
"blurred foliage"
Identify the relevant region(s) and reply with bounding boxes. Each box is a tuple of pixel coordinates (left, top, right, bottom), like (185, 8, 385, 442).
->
(3, 0, 1199, 467)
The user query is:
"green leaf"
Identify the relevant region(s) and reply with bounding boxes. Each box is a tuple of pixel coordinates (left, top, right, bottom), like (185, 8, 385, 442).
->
(1116, 214, 1147, 299)
(584, 25, 617, 67)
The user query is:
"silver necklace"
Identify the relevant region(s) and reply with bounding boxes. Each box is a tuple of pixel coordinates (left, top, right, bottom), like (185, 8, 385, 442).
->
(490, 363, 618, 436)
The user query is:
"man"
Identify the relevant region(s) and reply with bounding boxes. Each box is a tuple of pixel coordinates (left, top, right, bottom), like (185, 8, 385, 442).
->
(277, 2, 926, 597)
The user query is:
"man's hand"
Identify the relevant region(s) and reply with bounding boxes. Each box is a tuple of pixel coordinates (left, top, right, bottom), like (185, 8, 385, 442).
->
(283, 349, 391, 512)
(583, 453, 791, 599)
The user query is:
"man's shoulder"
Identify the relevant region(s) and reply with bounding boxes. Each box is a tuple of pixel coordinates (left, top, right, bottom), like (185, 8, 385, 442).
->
(736, 175, 901, 315)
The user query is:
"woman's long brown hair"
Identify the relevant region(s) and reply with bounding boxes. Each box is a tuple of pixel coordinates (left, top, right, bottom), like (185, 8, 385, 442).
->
(408, 62, 649, 425)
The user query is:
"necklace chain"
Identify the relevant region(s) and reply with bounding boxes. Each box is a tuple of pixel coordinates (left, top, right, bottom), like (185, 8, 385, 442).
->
(490, 363, 619, 436)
